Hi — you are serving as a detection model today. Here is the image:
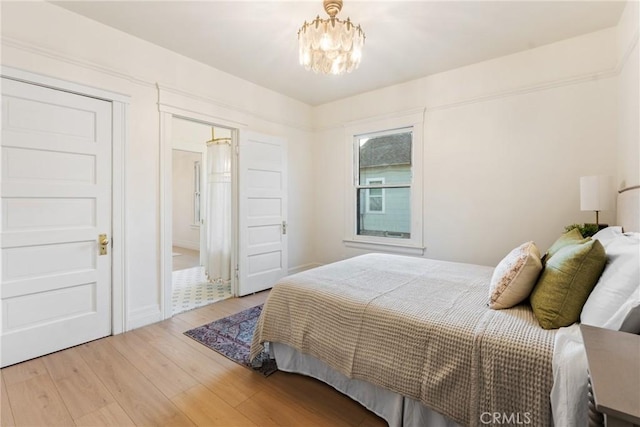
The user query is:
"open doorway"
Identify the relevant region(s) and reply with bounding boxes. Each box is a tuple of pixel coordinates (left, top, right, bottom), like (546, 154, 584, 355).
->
(171, 117, 233, 315)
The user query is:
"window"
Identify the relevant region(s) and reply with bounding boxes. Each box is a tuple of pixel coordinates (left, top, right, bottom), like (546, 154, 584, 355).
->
(365, 178, 385, 213)
(344, 109, 424, 254)
(193, 160, 201, 225)
(357, 130, 411, 239)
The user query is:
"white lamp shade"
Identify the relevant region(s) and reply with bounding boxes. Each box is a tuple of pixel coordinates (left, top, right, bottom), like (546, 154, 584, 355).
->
(580, 175, 614, 211)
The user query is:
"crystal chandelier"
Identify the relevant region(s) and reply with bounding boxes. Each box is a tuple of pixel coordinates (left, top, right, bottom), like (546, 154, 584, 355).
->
(298, 0, 365, 75)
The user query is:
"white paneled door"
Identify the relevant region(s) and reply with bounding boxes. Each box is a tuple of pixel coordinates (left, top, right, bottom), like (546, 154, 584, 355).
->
(238, 131, 287, 296)
(1, 78, 112, 367)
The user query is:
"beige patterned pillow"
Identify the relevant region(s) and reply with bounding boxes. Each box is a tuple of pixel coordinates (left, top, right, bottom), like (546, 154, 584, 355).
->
(489, 241, 542, 309)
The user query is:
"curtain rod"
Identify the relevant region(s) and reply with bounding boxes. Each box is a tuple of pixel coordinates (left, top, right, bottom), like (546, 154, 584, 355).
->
(206, 138, 231, 146)
(205, 128, 232, 145)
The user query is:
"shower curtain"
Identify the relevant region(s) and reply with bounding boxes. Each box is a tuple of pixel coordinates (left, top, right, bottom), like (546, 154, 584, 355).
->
(205, 142, 232, 284)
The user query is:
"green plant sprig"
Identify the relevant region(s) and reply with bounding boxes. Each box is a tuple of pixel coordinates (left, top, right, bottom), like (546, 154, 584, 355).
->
(564, 223, 599, 238)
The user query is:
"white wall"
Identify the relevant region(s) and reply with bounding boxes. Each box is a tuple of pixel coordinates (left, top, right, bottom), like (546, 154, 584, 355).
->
(172, 150, 201, 250)
(0, 1, 315, 329)
(313, 28, 622, 267)
(169, 118, 212, 253)
(616, 1, 640, 190)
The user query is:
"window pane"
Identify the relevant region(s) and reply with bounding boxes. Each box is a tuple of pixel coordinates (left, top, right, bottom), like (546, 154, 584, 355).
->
(369, 197, 382, 212)
(357, 187, 410, 239)
(194, 161, 201, 192)
(358, 132, 412, 185)
(194, 161, 201, 224)
(194, 193, 201, 224)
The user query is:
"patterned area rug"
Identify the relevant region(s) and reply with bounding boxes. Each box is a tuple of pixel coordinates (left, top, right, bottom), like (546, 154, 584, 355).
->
(172, 266, 232, 315)
(184, 304, 277, 376)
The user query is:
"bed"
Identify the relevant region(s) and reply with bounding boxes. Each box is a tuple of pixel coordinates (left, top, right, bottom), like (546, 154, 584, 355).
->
(250, 187, 640, 427)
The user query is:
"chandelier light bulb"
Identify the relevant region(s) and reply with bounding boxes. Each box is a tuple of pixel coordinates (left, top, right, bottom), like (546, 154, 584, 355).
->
(298, 0, 365, 75)
(320, 33, 332, 51)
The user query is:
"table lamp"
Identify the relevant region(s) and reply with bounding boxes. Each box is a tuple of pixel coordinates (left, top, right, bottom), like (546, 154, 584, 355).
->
(580, 175, 614, 228)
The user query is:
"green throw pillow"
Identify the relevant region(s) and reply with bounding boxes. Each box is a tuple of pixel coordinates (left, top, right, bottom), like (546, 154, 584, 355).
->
(545, 228, 589, 260)
(530, 239, 606, 329)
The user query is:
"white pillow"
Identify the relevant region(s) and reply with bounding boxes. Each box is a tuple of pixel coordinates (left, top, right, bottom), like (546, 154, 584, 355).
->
(614, 300, 640, 333)
(580, 232, 640, 332)
(592, 226, 624, 248)
(489, 241, 542, 310)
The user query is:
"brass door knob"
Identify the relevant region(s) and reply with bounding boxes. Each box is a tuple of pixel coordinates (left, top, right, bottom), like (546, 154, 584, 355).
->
(99, 234, 109, 255)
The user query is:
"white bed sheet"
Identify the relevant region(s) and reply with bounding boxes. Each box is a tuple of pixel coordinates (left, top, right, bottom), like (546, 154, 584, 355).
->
(550, 324, 589, 427)
(271, 324, 589, 427)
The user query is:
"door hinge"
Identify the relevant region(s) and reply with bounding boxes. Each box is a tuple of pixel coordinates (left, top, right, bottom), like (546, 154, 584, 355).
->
(235, 145, 239, 155)
(281, 220, 287, 235)
(235, 266, 239, 279)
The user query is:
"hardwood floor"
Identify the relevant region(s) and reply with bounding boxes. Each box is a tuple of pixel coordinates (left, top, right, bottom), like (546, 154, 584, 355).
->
(1, 292, 386, 427)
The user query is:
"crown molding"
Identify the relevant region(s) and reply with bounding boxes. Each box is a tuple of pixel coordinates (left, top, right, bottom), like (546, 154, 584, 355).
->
(616, 27, 639, 75)
(2, 36, 314, 133)
(156, 83, 313, 132)
(426, 67, 618, 114)
(314, 64, 619, 132)
(3, 29, 634, 135)
(1, 36, 154, 89)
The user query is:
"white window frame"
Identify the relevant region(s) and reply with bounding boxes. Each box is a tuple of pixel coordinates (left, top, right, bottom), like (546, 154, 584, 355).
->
(343, 108, 425, 255)
(365, 177, 385, 214)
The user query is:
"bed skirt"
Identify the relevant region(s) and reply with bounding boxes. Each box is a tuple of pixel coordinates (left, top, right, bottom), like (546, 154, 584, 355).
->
(271, 342, 462, 427)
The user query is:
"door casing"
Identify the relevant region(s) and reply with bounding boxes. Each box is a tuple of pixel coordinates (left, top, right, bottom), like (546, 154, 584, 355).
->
(159, 110, 244, 319)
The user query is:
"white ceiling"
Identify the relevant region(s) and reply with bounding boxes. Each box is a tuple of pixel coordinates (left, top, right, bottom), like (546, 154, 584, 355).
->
(52, 1, 626, 106)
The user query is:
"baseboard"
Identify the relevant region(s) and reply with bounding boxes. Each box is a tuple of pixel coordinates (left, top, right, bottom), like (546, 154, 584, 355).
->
(172, 240, 200, 251)
(127, 304, 162, 331)
(288, 262, 323, 275)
